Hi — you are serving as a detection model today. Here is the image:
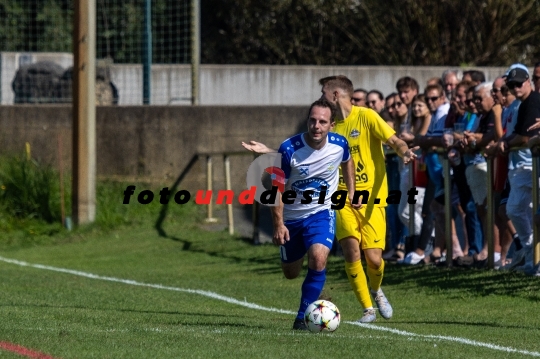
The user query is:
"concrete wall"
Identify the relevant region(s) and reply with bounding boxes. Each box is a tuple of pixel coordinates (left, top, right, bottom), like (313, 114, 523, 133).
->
(1, 52, 517, 106)
(0, 105, 308, 194)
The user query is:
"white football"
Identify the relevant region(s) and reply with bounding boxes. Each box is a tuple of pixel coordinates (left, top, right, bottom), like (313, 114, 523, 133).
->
(304, 300, 341, 333)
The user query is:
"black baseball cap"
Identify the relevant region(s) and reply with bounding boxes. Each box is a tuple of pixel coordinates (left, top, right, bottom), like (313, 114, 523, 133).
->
(506, 67, 529, 83)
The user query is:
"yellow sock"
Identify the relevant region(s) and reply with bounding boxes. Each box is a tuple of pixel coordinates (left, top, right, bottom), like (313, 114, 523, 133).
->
(367, 259, 385, 292)
(344, 260, 372, 309)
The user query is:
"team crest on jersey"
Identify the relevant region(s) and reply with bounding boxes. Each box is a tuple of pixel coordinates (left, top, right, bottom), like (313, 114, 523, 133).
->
(350, 129, 360, 138)
(298, 165, 310, 176)
(325, 163, 335, 173)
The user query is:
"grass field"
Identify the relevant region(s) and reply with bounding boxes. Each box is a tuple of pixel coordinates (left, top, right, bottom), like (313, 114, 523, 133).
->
(1, 201, 540, 359)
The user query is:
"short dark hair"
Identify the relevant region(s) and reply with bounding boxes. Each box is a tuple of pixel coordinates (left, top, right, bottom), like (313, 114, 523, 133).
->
(456, 80, 474, 92)
(385, 92, 398, 102)
(319, 75, 354, 97)
(424, 84, 444, 97)
(353, 88, 368, 95)
(396, 76, 419, 92)
(463, 70, 486, 84)
(307, 99, 337, 122)
(534, 61, 540, 68)
(367, 89, 384, 101)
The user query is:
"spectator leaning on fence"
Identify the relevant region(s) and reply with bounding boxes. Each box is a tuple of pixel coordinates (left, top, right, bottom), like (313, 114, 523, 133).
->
(484, 77, 520, 267)
(457, 82, 498, 266)
(384, 93, 409, 263)
(396, 77, 419, 124)
(498, 65, 540, 271)
(413, 84, 463, 263)
(396, 94, 432, 265)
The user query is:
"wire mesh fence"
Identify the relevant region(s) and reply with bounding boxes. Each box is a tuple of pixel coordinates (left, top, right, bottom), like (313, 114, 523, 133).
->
(0, 0, 193, 105)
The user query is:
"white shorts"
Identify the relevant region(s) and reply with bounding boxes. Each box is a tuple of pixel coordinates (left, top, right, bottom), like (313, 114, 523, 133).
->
(465, 162, 488, 205)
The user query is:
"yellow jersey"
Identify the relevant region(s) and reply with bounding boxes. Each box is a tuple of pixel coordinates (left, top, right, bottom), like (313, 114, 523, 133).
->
(333, 106, 395, 207)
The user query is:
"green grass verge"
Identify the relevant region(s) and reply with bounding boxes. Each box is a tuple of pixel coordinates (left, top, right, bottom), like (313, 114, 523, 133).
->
(0, 202, 539, 358)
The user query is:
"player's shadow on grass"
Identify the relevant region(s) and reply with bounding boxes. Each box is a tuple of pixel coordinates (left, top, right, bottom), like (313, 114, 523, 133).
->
(357, 262, 540, 302)
(154, 154, 198, 250)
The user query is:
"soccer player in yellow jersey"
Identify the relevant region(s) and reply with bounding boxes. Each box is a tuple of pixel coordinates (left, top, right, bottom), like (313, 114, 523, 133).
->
(242, 75, 417, 323)
(318, 75, 418, 322)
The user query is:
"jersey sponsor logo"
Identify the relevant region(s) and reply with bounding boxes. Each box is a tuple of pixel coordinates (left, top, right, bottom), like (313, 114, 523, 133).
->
(350, 129, 360, 138)
(298, 165, 309, 176)
(290, 177, 329, 198)
(325, 238, 333, 244)
(339, 173, 368, 184)
(356, 162, 364, 173)
(350, 145, 360, 154)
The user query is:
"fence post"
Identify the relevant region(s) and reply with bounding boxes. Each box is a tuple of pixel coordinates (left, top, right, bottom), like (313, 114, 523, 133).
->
(224, 155, 234, 235)
(408, 161, 415, 240)
(443, 152, 452, 267)
(205, 155, 217, 223)
(486, 157, 494, 269)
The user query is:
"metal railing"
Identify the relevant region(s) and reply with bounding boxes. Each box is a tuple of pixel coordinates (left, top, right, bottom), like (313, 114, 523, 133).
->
(198, 151, 256, 238)
(199, 145, 540, 262)
(430, 145, 540, 268)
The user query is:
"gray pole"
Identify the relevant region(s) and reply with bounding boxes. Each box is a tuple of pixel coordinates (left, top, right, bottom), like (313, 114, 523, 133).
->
(73, 0, 96, 224)
(143, 0, 152, 104)
(191, 0, 200, 105)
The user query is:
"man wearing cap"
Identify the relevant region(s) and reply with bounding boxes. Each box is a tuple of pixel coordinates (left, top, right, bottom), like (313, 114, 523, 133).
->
(497, 65, 540, 271)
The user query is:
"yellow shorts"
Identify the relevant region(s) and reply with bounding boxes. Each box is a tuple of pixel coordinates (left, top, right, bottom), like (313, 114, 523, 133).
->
(335, 202, 386, 250)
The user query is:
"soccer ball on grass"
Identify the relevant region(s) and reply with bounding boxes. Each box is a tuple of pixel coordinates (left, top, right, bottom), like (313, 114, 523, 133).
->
(304, 300, 340, 333)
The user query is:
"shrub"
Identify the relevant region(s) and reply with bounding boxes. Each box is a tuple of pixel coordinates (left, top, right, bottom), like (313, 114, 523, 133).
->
(0, 155, 63, 222)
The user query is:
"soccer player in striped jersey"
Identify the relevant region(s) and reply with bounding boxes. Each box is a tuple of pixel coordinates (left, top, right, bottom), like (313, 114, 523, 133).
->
(269, 99, 359, 330)
(243, 76, 417, 323)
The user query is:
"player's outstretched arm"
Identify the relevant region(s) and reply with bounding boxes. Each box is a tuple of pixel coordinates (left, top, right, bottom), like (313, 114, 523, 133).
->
(270, 194, 289, 245)
(340, 158, 362, 209)
(386, 134, 418, 164)
(241, 141, 276, 154)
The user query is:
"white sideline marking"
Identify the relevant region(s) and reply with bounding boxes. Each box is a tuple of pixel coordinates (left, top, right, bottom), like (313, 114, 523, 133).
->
(1, 255, 539, 357)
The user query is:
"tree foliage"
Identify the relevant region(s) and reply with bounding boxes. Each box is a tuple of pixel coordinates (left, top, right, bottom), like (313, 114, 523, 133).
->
(202, 0, 540, 66)
(1, 0, 540, 66)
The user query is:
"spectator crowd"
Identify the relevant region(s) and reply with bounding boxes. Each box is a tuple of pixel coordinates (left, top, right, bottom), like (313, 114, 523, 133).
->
(355, 63, 540, 276)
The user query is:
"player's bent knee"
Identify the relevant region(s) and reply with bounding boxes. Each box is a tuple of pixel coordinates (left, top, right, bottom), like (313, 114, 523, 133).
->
(281, 259, 303, 279)
(364, 248, 382, 269)
(339, 237, 361, 262)
(283, 270, 300, 280)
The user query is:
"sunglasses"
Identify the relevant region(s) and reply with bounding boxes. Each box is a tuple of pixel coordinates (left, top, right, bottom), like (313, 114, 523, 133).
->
(491, 88, 501, 93)
(507, 81, 524, 90)
(352, 97, 365, 102)
(425, 96, 440, 102)
(473, 96, 484, 102)
(391, 101, 404, 108)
